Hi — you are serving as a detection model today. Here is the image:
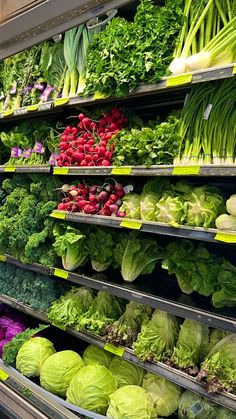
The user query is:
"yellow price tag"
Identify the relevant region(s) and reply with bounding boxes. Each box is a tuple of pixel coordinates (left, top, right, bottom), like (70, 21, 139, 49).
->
(54, 268, 69, 279)
(111, 167, 132, 175)
(53, 167, 69, 175)
(27, 104, 38, 111)
(54, 98, 69, 107)
(0, 370, 9, 381)
(4, 166, 16, 172)
(233, 65, 236, 75)
(104, 343, 124, 357)
(215, 232, 236, 243)
(3, 110, 14, 117)
(172, 165, 200, 175)
(0, 255, 6, 262)
(93, 92, 108, 100)
(120, 220, 142, 230)
(166, 73, 193, 87)
(50, 211, 66, 220)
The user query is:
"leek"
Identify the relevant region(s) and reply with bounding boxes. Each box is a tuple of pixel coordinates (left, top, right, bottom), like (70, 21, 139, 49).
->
(63, 25, 84, 97)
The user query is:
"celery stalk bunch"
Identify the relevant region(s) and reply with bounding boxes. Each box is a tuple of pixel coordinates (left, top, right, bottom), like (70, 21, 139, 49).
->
(170, 0, 236, 74)
(174, 78, 236, 165)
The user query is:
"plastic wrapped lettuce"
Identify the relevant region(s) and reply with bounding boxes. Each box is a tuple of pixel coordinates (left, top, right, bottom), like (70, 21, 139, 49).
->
(133, 309, 179, 362)
(178, 391, 217, 418)
(109, 357, 145, 387)
(199, 334, 236, 393)
(16, 337, 55, 377)
(119, 194, 141, 219)
(40, 350, 84, 397)
(83, 345, 114, 368)
(155, 194, 184, 226)
(104, 301, 152, 347)
(107, 385, 155, 419)
(114, 232, 162, 282)
(66, 364, 117, 414)
(140, 193, 158, 221)
(142, 372, 181, 417)
(172, 319, 209, 370)
(183, 185, 225, 228)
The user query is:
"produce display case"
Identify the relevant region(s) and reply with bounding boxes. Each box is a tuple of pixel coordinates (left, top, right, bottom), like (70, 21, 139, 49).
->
(0, 0, 235, 418)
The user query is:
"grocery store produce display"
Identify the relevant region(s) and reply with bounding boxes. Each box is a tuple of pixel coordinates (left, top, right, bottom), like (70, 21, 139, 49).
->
(0, 0, 235, 417)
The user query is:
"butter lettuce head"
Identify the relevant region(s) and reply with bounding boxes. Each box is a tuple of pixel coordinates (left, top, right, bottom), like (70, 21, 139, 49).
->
(66, 364, 117, 414)
(155, 194, 184, 226)
(142, 372, 181, 416)
(16, 337, 55, 377)
(107, 385, 155, 419)
(109, 356, 145, 387)
(119, 194, 140, 219)
(140, 193, 158, 221)
(83, 344, 114, 368)
(40, 350, 84, 396)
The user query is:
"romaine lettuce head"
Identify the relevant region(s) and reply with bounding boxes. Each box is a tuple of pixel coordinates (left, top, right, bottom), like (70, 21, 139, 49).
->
(208, 329, 230, 352)
(107, 385, 155, 419)
(83, 344, 114, 368)
(114, 232, 162, 282)
(142, 372, 181, 416)
(183, 185, 225, 228)
(172, 319, 209, 368)
(140, 193, 158, 221)
(142, 178, 171, 197)
(16, 337, 55, 377)
(86, 227, 116, 272)
(178, 391, 217, 418)
(53, 225, 88, 271)
(199, 334, 236, 392)
(109, 357, 145, 387)
(66, 364, 117, 414)
(40, 350, 84, 396)
(119, 194, 141, 219)
(133, 309, 179, 361)
(155, 195, 184, 226)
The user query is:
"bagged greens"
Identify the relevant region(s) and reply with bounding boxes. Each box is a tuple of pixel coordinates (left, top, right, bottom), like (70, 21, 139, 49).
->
(40, 350, 84, 397)
(16, 337, 55, 377)
(172, 319, 209, 369)
(133, 309, 179, 361)
(114, 232, 162, 282)
(109, 357, 145, 387)
(83, 345, 114, 368)
(48, 287, 93, 330)
(178, 391, 217, 418)
(199, 334, 236, 393)
(142, 372, 181, 417)
(104, 301, 152, 347)
(66, 364, 117, 414)
(107, 385, 155, 419)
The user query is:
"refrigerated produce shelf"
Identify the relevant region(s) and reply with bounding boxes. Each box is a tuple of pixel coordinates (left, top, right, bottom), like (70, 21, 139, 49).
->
(50, 211, 236, 244)
(0, 65, 235, 124)
(1, 254, 235, 332)
(0, 165, 51, 174)
(0, 294, 235, 412)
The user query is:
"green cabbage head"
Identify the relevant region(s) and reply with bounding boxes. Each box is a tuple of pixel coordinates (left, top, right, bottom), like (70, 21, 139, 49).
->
(40, 350, 84, 396)
(107, 385, 155, 419)
(66, 364, 117, 414)
(83, 344, 114, 368)
(142, 372, 181, 416)
(109, 356, 145, 387)
(16, 337, 55, 377)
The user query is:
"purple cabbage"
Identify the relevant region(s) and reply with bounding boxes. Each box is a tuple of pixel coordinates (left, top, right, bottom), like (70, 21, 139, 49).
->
(0, 329, 5, 341)
(0, 338, 11, 357)
(0, 316, 14, 331)
(5, 323, 26, 340)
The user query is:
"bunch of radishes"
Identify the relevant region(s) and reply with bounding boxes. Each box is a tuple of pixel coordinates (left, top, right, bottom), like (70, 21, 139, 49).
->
(57, 181, 126, 217)
(56, 108, 128, 167)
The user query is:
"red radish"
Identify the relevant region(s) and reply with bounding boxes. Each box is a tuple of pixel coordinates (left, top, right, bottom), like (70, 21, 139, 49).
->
(92, 154, 99, 162)
(116, 190, 125, 198)
(78, 113, 85, 121)
(114, 183, 123, 191)
(105, 184, 113, 193)
(84, 204, 97, 214)
(98, 146, 106, 156)
(95, 203, 101, 211)
(109, 204, 118, 212)
(90, 122, 96, 130)
(71, 127, 78, 134)
(80, 160, 87, 166)
(61, 134, 68, 142)
(110, 194, 117, 202)
(101, 160, 110, 166)
(105, 151, 111, 160)
(82, 118, 91, 128)
(104, 200, 112, 209)
(69, 190, 78, 197)
(64, 203, 72, 211)
(85, 155, 92, 163)
(60, 143, 68, 151)
(99, 118, 107, 127)
(58, 203, 66, 211)
(90, 185, 97, 194)
(89, 195, 97, 203)
(98, 191, 109, 203)
(116, 211, 126, 217)
(65, 125, 72, 132)
(78, 145, 84, 152)
(71, 205, 78, 212)
(77, 200, 88, 210)
(88, 161, 95, 166)
(109, 123, 119, 131)
(87, 139, 94, 145)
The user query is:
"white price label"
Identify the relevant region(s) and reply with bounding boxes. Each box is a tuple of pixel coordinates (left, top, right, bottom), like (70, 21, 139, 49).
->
(14, 108, 28, 116)
(38, 102, 52, 111)
(203, 104, 213, 120)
